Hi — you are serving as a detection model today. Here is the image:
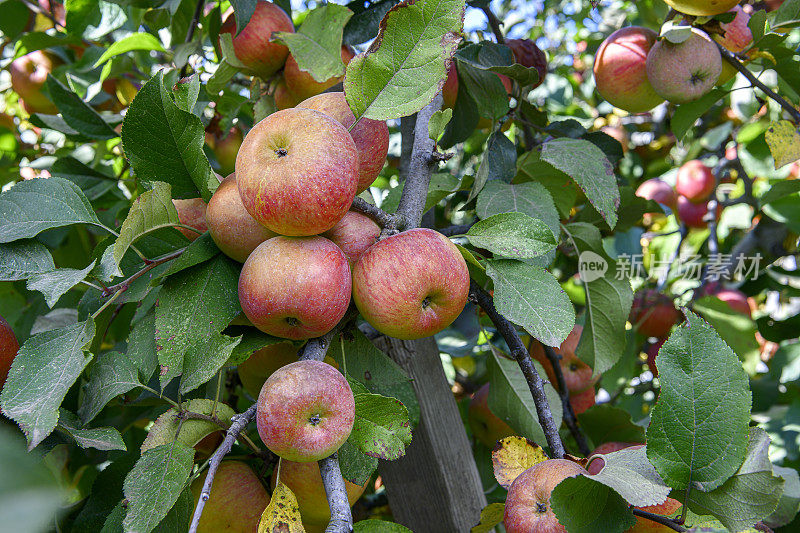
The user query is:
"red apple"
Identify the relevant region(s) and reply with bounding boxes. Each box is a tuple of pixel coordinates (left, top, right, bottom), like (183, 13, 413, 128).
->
(9, 51, 60, 115)
(504, 459, 588, 533)
(352, 228, 469, 340)
(256, 360, 355, 462)
(236, 108, 359, 236)
(647, 339, 666, 377)
(297, 92, 389, 192)
(238, 341, 297, 398)
(191, 461, 270, 533)
(568, 386, 596, 415)
(663, 0, 742, 16)
(271, 459, 366, 527)
(467, 383, 516, 447)
(529, 325, 597, 395)
(627, 498, 683, 532)
(676, 160, 715, 202)
(239, 236, 351, 340)
(593, 27, 664, 113)
(711, 288, 751, 317)
(205, 174, 276, 262)
(0, 315, 20, 391)
(586, 441, 643, 474)
(636, 179, 677, 210)
(442, 64, 459, 109)
(284, 46, 355, 102)
(714, 6, 753, 53)
(646, 29, 722, 104)
(766, 0, 784, 11)
(172, 198, 208, 241)
(676, 195, 720, 228)
(321, 210, 380, 266)
(629, 290, 681, 339)
(219, 0, 294, 78)
(274, 77, 299, 110)
(506, 38, 548, 88)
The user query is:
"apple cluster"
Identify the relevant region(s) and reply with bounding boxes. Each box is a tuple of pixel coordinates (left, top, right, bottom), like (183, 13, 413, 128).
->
(593, 1, 754, 114)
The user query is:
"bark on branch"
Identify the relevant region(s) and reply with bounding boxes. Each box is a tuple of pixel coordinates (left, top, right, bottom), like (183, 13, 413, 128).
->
(542, 344, 590, 455)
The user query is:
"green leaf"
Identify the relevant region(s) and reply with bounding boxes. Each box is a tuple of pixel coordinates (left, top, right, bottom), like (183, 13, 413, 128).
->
(0, 425, 63, 533)
(343, 0, 398, 46)
(456, 41, 539, 86)
(333, 330, 419, 424)
(127, 310, 158, 383)
(230, 0, 258, 34)
(485, 259, 575, 347)
(114, 182, 180, 267)
(141, 399, 235, 452)
(428, 108, 452, 141)
(65, 0, 126, 40)
(155, 255, 242, 386)
(516, 151, 578, 218)
(647, 311, 752, 492)
(577, 404, 646, 447)
(487, 352, 563, 447)
(27, 261, 96, 308)
(773, 0, 800, 28)
(93, 32, 165, 67)
(0, 319, 95, 450)
(13, 31, 82, 56)
(172, 74, 200, 113)
(51, 157, 118, 200)
(466, 212, 556, 259)
(456, 53, 510, 121)
(563, 223, 633, 376)
(550, 475, 637, 533)
(476, 181, 560, 238)
(44, 75, 118, 139)
(338, 439, 379, 486)
(207, 60, 239, 95)
(766, 465, 800, 528)
(0, 177, 102, 243)
(121, 72, 216, 201)
(694, 296, 761, 374)
(353, 519, 413, 532)
(540, 138, 619, 228)
(122, 443, 195, 533)
(685, 427, 783, 531)
(761, 179, 800, 206)
(180, 332, 242, 394)
(72, 455, 136, 532)
(468, 129, 516, 202)
(672, 89, 727, 140)
(57, 409, 126, 451)
(0, 240, 55, 281)
(161, 232, 220, 278)
(381, 173, 460, 214)
(586, 446, 672, 507)
(78, 350, 142, 424)
(471, 503, 505, 533)
(349, 381, 412, 460)
(273, 4, 353, 83)
(344, 0, 465, 122)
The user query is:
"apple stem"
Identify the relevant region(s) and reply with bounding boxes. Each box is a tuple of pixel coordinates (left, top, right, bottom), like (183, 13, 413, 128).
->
(469, 281, 567, 459)
(631, 507, 688, 532)
(542, 344, 591, 455)
(188, 404, 258, 533)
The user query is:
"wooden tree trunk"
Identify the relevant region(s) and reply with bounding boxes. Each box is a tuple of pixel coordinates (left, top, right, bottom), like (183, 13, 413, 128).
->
(374, 336, 487, 531)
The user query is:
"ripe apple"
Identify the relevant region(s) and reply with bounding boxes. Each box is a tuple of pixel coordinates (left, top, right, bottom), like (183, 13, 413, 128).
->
(647, 339, 666, 377)
(173, 198, 208, 241)
(766, 0, 784, 11)
(238, 341, 297, 398)
(274, 77, 299, 110)
(467, 383, 516, 447)
(593, 27, 664, 113)
(646, 29, 722, 104)
(676, 160, 715, 202)
(505, 38, 548, 88)
(9, 51, 60, 115)
(297, 92, 389, 192)
(676, 195, 720, 229)
(636, 179, 677, 210)
(0, 315, 20, 391)
(239, 236, 351, 340)
(236, 108, 359, 236)
(256, 360, 355, 462)
(352, 228, 469, 340)
(706, 287, 751, 316)
(205, 174, 276, 262)
(190, 461, 270, 533)
(321, 210, 380, 266)
(504, 459, 588, 533)
(629, 290, 681, 339)
(587, 441, 643, 474)
(271, 459, 367, 528)
(206, 126, 243, 177)
(284, 46, 355, 102)
(663, 0, 742, 16)
(529, 326, 597, 395)
(628, 498, 683, 532)
(714, 6, 753, 53)
(568, 386, 596, 415)
(601, 125, 629, 154)
(219, 0, 294, 78)
(442, 64, 459, 109)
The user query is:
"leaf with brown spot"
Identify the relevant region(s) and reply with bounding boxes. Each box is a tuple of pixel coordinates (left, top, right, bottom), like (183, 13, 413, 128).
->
(491, 436, 549, 489)
(765, 120, 800, 169)
(258, 474, 304, 533)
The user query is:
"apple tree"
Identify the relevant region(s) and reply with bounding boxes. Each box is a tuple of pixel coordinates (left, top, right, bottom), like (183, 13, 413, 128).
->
(1, 0, 800, 532)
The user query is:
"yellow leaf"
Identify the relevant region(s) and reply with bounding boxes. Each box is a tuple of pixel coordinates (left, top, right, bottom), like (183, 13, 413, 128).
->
(471, 502, 505, 533)
(765, 120, 800, 169)
(491, 436, 549, 489)
(258, 475, 304, 533)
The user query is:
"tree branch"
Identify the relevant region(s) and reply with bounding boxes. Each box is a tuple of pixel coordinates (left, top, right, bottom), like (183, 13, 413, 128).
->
(188, 404, 258, 533)
(394, 95, 443, 228)
(437, 221, 477, 237)
(631, 508, 687, 532)
(299, 307, 358, 362)
(351, 197, 400, 232)
(542, 344, 590, 456)
(656, 226, 687, 292)
(717, 43, 800, 124)
(481, 5, 505, 44)
(179, 0, 205, 78)
(319, 453, 353, 533)
(469, 282, 566, 458)
(101, 248, 185, 297)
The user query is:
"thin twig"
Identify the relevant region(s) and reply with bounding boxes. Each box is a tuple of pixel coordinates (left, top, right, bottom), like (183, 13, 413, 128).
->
(470, 282, 566, 458)
(101, 248, 185, 297)
(717, 43, 800, 123)
(319, 453, 353, 533)
(542, 344, 590, 456)
(299, 307, 358, 362)
(437, 221, 477, 237)
(351, 197, 401, 232)
(631, 508, 687, 532)
(179, 0, 205, 78)
(188, 404, 258, 533)
(481, 5, 505, 44)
